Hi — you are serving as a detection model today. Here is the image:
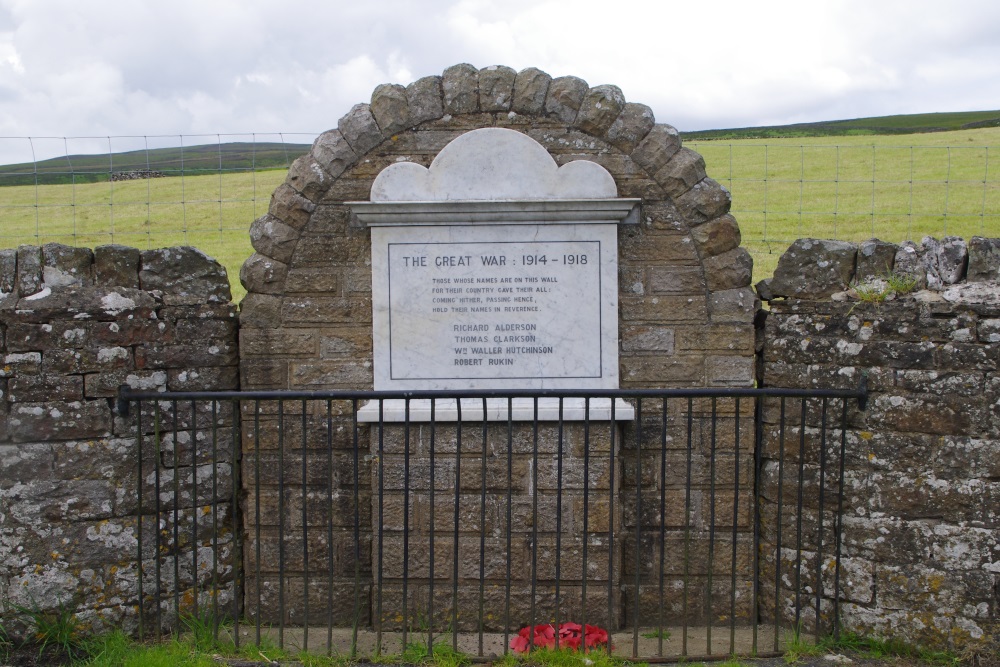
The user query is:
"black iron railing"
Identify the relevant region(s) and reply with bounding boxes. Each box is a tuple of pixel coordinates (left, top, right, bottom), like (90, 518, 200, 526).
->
(117, 384, 867, 661)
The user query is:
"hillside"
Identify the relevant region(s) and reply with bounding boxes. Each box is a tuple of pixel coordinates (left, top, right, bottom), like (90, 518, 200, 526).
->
(681, 109, 1000, 140)
(0, 141, 313, 187)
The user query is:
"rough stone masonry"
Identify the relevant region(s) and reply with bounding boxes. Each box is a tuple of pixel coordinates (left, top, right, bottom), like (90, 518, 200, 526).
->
(0, 243, 239, 634)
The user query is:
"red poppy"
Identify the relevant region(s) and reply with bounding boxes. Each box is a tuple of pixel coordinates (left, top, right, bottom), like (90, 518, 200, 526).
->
(510, 622, 608, 653)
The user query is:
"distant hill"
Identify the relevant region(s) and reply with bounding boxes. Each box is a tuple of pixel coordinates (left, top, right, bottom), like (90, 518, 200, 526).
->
(0, 142, 313, 187)
(680, 110, 1000, 140)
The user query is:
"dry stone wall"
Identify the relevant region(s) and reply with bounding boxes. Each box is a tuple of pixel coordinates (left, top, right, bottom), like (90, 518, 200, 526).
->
(757, 235, 1000, 652)
(238, 63, 758, 630)
(0, 243, 238, 634)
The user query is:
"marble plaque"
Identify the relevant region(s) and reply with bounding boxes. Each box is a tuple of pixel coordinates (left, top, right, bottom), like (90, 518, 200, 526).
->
(370, 222, 619, 390)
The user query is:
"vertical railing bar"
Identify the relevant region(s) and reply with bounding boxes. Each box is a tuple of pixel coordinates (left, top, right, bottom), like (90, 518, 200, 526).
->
(682, 397, 693, 657)
(752, 395, 764, 656)
(529, 397, 539, 652)
(729, 398, 741, 655)
(658, 398, 668, 657)
(581, 397, 591, 654)
(154, 402, 163, 641)
(210, 401, 219, 638)
(136, 399, 145, 639)
(231, 399, 242, 649)
(503, 396, 513, 655)
(452, 401, 462, 652)
(190, 399, 199, 624)
(773, 398, 787, 653)
(555, 397, 564, 650)
(351, 399, 362, 658)
(301, 401, 310, 651)
(632, 398, 642, 658)
(833, 399, 850, 640)
(278, 400, 285, 648)
(794, 398, 807, 630)
(815, 398, 829, 642)
(171, 399, 181, 634)
(607, 398, 617, 657)
(327, 400, 335, 656)
(428, 399, 436, 654)
(707, 397, 718, 656)
(478, 397, 488, 657)
(254, 400, 261, 646)
(402, 399, 411, 648)
(375, 399, 384, 656)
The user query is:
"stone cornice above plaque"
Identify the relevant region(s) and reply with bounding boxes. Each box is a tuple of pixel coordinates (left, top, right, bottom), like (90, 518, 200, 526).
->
(348, 127, 639, 225)
(351, 198, 640, 226)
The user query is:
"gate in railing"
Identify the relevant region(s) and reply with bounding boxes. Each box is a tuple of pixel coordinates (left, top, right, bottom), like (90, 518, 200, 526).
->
(117, 385, 867, 661)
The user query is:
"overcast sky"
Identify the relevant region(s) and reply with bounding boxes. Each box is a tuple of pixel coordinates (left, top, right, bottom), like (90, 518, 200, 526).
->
(1, 0, 998, 164)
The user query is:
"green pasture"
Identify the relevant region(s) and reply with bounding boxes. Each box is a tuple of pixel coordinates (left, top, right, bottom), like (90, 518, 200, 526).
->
(0, 127, 998, 302)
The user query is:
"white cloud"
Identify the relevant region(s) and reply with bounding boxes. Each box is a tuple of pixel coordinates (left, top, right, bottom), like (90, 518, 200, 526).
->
(0, 0, 997, 163)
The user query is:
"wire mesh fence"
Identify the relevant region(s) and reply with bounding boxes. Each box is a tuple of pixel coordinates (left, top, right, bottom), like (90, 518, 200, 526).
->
(1, 136, 997, 295)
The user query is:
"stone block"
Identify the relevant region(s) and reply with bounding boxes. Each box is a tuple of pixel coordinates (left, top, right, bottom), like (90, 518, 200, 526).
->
(619, 228, 699, 264)
(6, 400, 111, 442)
(94, 244, 141, 288)
(0, 247, 16, 293)
(135, 340, 238, 369)
(512, 67, 551, 115)
(703, 248, 753, 291)
(15, 245, 42, 296)
(370, 82, 410, 135)
(240, 358, 287, 388)
(855, 238, 898, 280)
(250, 215, 299, 264)
(706, 355, 755, 386)
(769, 239, 857, 299)
(8, 374, 83, 402)
(338, 103, 383, 156)
(280, 296, 370, 324)
(284, 268, 340, 293)
(690, 214, 741, 257)
(709, 288, 758, 324)
(167, 365, 239, 391)
(967, 236, 1000, 282)
(240, 329, 318, 357)
(319, 329, 372, 357)
(139, 247, 231, 305)
(2, 350, 41, 375)
(674, 177, 731, 225)
(268, 182, 316, 231)
(654, 148, 707, 199)
(621, 355, 704, 384)
(442, 63, 480, 115)
(289, 360, 373, 387)
(648, 266, 705, 294)
(926, 235, 969, 287)
(284, 154, 332, 203)
(893, 240, 926, 289)
(574, 84, 625, 137)
(605, 102, 655, 154)
(41, 243, 93, 288)
(631, 124, 682, 176)
(238, 293, 282, 328)
(620, 295, 709, 323)
(8, 286, 156, 323)
(478, 65, 516, 112)
(544, 75, 589, 124)
(621, 325, 675, 353)
(406, 75, 444, 126)
(310, 129, 358, 180)
(239, 253, 288, 295)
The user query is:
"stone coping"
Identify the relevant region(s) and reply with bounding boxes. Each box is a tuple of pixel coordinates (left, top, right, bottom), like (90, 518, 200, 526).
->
(349, 198, 641, 225)
(356, 397, 635, 422)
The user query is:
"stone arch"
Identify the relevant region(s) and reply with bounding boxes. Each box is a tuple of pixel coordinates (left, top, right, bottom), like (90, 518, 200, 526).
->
(239, 63, 756, 391)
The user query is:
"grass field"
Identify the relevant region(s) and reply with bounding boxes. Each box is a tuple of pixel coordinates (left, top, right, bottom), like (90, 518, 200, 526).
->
(1, 126, 998, 302)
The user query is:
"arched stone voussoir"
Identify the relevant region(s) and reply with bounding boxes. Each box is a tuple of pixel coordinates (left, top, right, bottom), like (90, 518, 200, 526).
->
(285, 153, 335, 203)
(690, 214, 742, 258)
(630, 123, 682, 175)
(267, 183, 316, 231)
(573, 84, 626, 138)
(478, 65, 516, 112)
(653, 147, 707, 200)
(406, 75, 444, 126)
(310, 129, 358, 180)
(370, 83, 410, 137)
(442, 63, 480, 115)
(674, 177, 732, 226)
(240, 252, 289, 296)
(338, 103, 383, 156)
(249, 214, 300, 265)
(512, 67, 551, 115)
(544, 75, 589, 124)
(606, 102, 656, 154)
